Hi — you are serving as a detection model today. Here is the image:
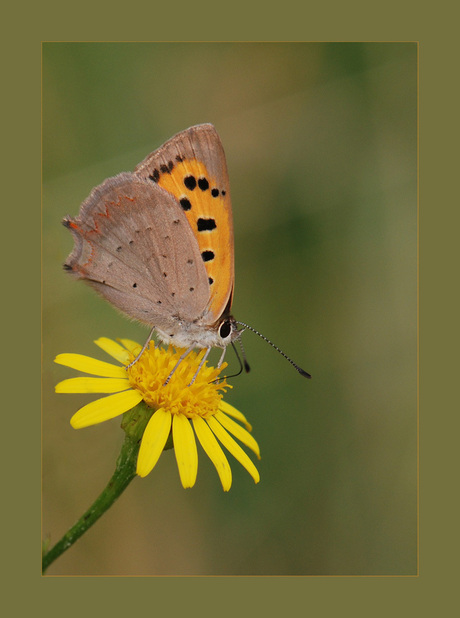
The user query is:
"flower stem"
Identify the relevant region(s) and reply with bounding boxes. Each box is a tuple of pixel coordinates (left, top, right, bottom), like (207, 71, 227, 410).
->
(42, 403, 151, 574)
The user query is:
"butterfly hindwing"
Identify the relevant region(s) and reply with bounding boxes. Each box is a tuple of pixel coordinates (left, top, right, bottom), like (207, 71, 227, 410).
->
(63, 173, 210, 329)
(134, 124, 235, 325)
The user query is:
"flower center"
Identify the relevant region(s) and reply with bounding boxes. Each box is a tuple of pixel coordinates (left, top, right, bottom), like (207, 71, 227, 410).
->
(126, 344, 230, 419)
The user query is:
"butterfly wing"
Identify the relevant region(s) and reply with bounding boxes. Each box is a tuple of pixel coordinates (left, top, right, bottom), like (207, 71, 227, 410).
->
(63, 172, 210, 331)
(134, 124, 234, 325)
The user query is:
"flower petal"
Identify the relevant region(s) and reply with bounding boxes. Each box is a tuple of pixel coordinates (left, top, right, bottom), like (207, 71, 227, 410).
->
(173, 414, 198, 489)
(56, 377, 131, 394)
(218, 400, 252, 431)
(215, 411, 260, 459)
(54, 353, 126, 378)
(207, 416, 260, 485)
(192, 417, 232, 491)
(70, 389, 143, 428)
(137, 409, 172, 477)
(118, 338, 142, 355)
(94, 338, 131, 364)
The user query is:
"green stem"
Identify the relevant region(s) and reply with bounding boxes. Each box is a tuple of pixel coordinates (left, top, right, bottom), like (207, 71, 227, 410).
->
(42, 402, 152, 574)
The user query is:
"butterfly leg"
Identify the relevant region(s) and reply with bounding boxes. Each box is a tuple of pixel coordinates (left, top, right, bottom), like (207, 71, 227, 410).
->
(217, 347, 227, 368)
(126, 325, 156, 369)
(207, 347, 228, 385)
(163, 345, 195, 385)
(188, 347, 211, 386)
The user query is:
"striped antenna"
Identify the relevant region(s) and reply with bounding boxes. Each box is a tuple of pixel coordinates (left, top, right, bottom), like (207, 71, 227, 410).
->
(236, 321, 311, 379)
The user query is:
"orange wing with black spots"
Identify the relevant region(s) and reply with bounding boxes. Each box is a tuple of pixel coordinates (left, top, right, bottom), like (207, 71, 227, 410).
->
(134, 124, 234, 325)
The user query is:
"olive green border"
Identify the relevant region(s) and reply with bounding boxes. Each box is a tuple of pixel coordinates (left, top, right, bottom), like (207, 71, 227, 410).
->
(6, 0, 454, 614)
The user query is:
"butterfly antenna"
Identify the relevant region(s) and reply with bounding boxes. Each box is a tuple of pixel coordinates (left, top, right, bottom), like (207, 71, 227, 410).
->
(230, 342, 245, 377)
(236, 335, 251, 373)
(211, 342, 245, 383)
(236, 321, 311, 379)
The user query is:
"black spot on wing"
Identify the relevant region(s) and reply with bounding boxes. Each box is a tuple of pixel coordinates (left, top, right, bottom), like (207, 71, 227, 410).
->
(180, 197, 192, 211)
(198, 177, 209, 191)
(197, 218, 216, 232)
(184, 175, 197, 190)
(149, 169, 160, 183)
(160, 161, 174, 174)
(201, 250, 215, 262)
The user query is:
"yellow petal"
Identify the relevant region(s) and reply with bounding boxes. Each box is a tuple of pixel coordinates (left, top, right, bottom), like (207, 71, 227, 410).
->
(207, 416, 260, 485)
(54, 353, 126, 378)
(192, 417, 232, 491)
(172, 414, 198, 489)
(56, 377, 131, 393)
(94, 338, 131, 364)
(137, 409, 172, 477)
(118, 338, 142, 354)
(215, 411, 260, 459)
(70, 389, 143, 428)
(219, 400, 252, 431)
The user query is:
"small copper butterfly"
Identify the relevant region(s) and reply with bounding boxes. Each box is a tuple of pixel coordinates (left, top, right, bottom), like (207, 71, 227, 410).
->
(63, 124, 310, 379)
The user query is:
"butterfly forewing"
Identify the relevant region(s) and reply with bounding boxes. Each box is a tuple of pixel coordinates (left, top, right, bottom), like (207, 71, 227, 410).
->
(134, 124, 235, 325)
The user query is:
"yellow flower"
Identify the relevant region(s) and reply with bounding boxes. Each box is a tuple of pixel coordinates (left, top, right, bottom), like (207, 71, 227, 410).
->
(55, 337, 260, 491)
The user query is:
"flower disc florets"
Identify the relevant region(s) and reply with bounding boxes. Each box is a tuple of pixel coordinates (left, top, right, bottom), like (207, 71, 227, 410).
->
(127, 344, 230, 419)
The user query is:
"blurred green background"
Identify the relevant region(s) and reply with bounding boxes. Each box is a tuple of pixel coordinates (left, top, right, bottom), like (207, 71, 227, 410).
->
(42, 42, 417, 576)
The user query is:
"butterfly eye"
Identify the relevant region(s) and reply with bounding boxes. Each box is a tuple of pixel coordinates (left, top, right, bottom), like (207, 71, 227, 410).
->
(219, 319, 233, 340)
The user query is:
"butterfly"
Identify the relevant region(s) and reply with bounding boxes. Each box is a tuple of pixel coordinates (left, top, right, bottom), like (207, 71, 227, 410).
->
(63, 124, 310, 379)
